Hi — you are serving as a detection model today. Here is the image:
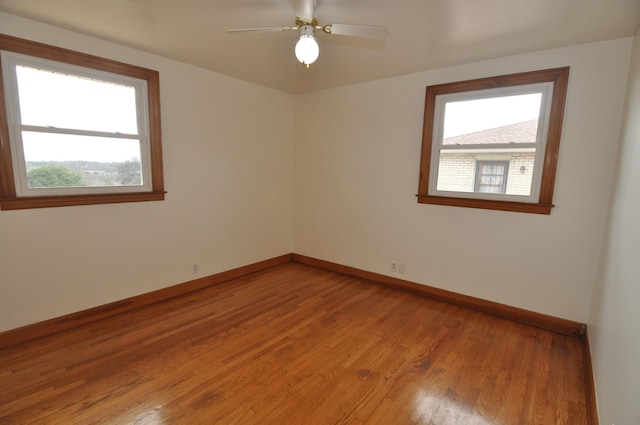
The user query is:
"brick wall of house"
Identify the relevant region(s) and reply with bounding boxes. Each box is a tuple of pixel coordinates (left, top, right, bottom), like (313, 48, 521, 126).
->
(505, 153, 535, 195)
(436, 152, 535, 196)
(436, 153, 477, 192)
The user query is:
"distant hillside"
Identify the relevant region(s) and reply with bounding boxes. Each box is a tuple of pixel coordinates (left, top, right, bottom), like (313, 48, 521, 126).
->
(26, 160, 141, 187)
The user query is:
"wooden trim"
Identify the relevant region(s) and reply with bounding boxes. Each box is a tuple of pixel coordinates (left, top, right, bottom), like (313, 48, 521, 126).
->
(0, 253, 293, 349)
(292, 254, 585, 338)
(539, 67, 570, 205)
(417, 195, 553, 214)
(0, 33, 165, 210)
(0, 191, 166, 210)
(417, 67, 570, 215)
(0, 42, 16, 198)
(0, 33, 159, 80)
(147, 70, 164, 192)
(583, 328, 600, 425)
(1, 252, 587, 348)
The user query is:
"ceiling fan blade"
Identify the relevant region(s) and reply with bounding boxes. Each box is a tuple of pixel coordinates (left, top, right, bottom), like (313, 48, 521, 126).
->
(226, 26, 292, 33)
(323, 23, 388, 39)
(294, 0, 317, 20)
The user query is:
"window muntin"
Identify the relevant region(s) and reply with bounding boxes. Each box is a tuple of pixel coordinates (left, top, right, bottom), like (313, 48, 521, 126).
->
(429, 84, 552, 204)
(0, 34, 164, 210)
(417, 68, 570, 214)
(2, 51, 151, 196)
(21, 132, 144, 190)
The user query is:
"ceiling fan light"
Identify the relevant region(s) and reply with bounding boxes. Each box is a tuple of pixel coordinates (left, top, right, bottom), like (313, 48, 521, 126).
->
(295, 34, 319, 66)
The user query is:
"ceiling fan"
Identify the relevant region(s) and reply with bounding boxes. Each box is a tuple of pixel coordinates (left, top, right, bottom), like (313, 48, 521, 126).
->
(226, 0, 387, 68)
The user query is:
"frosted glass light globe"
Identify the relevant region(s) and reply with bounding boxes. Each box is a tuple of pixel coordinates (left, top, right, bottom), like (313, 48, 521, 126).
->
(295, 35, 319, 66)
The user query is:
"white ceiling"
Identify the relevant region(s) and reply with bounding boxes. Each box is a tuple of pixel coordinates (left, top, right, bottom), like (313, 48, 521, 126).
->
(0, 0, 638, 94)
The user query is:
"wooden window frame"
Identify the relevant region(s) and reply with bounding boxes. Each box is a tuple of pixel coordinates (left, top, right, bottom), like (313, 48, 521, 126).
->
(0, 34, 165, 210)
(417, 67, 569, 215)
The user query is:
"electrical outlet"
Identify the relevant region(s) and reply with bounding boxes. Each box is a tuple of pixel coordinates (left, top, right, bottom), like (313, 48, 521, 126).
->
(391, 261, 398, 273)
(398, 264, 406, 274)
(191, 263, 199, 274)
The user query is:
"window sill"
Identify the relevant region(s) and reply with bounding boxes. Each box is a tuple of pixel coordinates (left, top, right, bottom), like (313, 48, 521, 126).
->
(0, 191, 166, 210)
(416, 194, 553, 215)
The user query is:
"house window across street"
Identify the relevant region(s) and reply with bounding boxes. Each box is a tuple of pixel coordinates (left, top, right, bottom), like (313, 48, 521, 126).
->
(475, 161, 509, 194)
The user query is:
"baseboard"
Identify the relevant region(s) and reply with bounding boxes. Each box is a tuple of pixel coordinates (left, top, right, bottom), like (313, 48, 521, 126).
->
(583, 328, 599, 425)
(292, 253, 585, 338)
(0, 252, 586, 348)
(0, 253, 292, 349)
(1, 252, 597, 420)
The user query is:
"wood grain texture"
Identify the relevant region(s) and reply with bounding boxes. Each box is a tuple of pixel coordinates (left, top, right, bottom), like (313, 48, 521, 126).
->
(293, 254, 585, 338)
(583, 329, 599, 425)
(416, 67, 570, 215)
(0, 33, 165, 211)
(0, 263, 590, 424)
(0, 254, 292, 349)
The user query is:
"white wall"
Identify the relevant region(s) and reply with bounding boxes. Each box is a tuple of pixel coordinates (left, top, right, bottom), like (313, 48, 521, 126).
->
(0, 11, 634, 338)
(0, 13, 295, 332)
(294, 38, 632, 322)
(589, 29, 640, 425)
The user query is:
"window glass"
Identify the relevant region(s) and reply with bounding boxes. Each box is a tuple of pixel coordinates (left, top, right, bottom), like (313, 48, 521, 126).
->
(22, 132, 143, 189)
(429, 84, 550, 204)
(417, 68, 570, 214)
(15, 65, 138, 134)
(442, 93, 541, 144)
(0, 34, 164, 210)
(475, 161, 509, 193)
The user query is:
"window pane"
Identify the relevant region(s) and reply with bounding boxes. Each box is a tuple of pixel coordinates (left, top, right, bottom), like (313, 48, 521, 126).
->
(475, 161, 508, 194)
(436, 149, 535, 196)
(442, 94, 541, 145)
(16, 65, 138, 134)
(418, 68, 569, 213)
(22, 131, 143, 188)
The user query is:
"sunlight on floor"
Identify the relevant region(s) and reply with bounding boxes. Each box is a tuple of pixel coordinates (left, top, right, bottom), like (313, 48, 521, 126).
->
(129, 406, 165, 425)
(412, 390, 493, 424)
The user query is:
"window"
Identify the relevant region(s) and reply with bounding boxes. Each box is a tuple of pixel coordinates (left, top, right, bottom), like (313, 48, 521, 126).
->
(417, 67, 569, 214)
(475, 161, 508, 194)
(0, 34, 164, 210)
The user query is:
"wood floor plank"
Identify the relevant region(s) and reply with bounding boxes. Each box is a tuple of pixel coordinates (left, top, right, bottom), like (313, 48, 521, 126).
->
(0, 263, 589, 424)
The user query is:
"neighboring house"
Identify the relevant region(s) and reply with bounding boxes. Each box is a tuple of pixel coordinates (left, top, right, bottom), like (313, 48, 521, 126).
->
(437, 120, 537, 195)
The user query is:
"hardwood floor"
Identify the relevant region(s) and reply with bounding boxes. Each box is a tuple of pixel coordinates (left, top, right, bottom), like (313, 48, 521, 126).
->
(0, 263, 588, 424)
